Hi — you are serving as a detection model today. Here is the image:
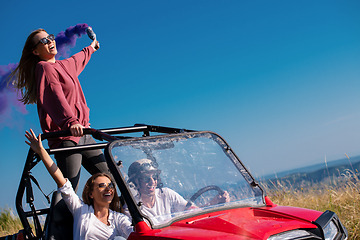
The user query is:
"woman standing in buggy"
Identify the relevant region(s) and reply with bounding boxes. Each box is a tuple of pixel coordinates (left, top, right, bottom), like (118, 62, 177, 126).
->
(10, 27, 111, 192)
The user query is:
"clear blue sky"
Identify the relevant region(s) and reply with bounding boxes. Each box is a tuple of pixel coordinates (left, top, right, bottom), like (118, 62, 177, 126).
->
(0, 1, 359, 210)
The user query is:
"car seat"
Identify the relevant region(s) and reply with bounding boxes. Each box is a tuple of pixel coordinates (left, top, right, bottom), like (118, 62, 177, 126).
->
(44, 191, 73, 240)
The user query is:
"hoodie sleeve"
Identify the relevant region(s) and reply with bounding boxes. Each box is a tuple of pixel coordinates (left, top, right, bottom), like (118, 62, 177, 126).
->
(63, 46, 95, 77)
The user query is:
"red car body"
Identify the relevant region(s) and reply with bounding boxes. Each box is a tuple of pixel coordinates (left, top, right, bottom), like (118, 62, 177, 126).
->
(128, 198, 323, 239)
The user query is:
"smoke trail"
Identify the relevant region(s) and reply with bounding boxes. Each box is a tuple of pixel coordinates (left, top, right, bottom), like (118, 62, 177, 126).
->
(0, 23, 89, 129)
(0, 63, 27, 129)
(0, 63, 22, 112)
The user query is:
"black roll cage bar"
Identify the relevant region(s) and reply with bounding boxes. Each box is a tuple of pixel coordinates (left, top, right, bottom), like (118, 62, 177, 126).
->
(15, 124, 195, 239)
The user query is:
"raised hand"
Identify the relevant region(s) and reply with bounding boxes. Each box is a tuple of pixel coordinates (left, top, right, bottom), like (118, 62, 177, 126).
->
(25, 129, 44, 154)
(25, 129, 66, 188)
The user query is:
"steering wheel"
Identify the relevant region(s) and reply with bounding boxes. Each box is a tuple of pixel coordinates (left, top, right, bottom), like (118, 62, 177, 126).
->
(185, 185, 225, 209)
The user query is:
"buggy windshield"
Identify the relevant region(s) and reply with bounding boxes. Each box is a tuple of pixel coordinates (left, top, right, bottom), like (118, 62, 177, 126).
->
(109, 132, 264, 227)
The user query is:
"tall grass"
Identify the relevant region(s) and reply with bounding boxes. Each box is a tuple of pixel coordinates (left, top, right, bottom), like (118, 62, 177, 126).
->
(0, 207, 23, 237)
(263, 170, 360, 240)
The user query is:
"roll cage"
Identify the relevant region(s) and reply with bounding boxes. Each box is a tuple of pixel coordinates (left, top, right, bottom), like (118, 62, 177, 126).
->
(16, 124, 261, 239)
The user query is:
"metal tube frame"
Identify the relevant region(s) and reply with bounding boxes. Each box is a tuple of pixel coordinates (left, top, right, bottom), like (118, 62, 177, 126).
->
(15, 124, 194, 239)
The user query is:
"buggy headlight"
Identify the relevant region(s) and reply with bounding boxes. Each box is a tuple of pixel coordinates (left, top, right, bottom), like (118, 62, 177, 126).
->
(314, 210, 347, 240)
(323, 220, 338, 240)
(267, 230, 313, 240)
(268, 210, 347, 240)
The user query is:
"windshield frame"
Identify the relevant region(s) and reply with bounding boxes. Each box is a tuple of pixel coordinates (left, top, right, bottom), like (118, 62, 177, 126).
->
(104, 130, 266, 228)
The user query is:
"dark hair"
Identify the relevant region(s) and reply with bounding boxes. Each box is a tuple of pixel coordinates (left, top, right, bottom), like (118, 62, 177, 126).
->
(82, 173, 122, 213)
(9, 29, 45, 104)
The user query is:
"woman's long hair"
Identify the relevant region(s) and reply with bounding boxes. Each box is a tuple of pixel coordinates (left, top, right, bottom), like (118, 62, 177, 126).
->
(82, 173, 122, 213)
(9, 29, 45, 104)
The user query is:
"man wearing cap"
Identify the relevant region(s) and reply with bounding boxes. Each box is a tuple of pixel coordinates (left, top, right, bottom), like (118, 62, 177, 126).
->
(125, 159, 229, 224)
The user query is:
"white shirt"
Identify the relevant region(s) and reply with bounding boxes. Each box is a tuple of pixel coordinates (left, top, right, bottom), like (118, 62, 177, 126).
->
(125, 187, 187, 225)
(59, 180, 133, 240)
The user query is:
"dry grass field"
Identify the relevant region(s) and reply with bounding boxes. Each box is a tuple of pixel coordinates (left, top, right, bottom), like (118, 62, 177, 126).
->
(263, 171, 359, 240)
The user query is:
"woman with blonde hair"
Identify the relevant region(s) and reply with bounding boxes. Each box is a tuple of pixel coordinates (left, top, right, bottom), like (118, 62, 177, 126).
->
(10, 27, 111, 192)
(25, 129, 133, 240)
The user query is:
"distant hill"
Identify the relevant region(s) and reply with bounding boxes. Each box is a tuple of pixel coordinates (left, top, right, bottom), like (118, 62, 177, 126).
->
(261, 155, 360, 188)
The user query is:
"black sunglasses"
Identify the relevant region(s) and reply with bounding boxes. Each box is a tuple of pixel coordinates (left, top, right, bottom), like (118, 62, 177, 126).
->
(34, 34, 55, 49)
(140, 173, 159, 184)
(97, 182, 115, 190)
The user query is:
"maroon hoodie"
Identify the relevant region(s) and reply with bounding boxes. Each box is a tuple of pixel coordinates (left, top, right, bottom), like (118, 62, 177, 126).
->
(35, 46, 95, 148)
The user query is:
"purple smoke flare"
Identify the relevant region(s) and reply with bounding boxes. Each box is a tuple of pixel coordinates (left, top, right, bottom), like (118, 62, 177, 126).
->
(55, 23, 89, 59)
(0, 23, 89, 129)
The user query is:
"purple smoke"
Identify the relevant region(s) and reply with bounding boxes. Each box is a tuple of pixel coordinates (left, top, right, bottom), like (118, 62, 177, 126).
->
(0, 23, 89, 129)
(0, 63, 22, 111)
(0, 63, 27, 129)
(55, 23, 89, 59)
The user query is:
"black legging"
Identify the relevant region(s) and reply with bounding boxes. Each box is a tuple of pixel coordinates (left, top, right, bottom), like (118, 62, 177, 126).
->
(54, 135, 112, 192)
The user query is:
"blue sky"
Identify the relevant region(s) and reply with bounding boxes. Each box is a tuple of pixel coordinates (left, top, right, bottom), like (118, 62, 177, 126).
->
(0, 1, 359, 210)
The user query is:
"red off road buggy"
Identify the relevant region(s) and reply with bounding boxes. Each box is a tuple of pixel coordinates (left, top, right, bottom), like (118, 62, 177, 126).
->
(5, 124, 348, 240)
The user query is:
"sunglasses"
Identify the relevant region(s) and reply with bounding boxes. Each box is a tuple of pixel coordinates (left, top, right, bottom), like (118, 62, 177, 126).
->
(96, 182, 115, 190)
(34, 34, 55, 49)
(140, 173, 159, 184)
